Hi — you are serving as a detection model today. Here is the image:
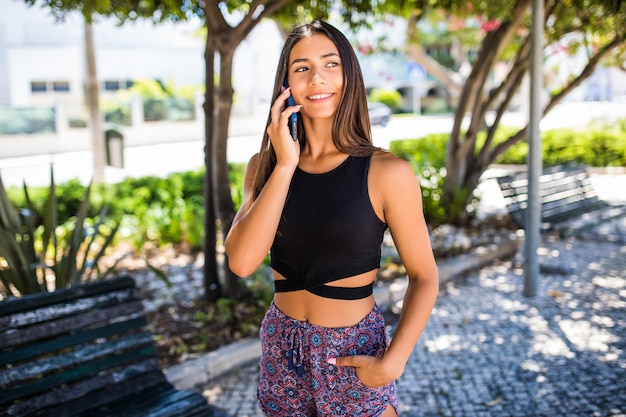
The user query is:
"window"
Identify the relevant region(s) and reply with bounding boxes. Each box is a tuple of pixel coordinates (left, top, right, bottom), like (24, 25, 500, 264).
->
(31, 81, 70, 93)
(31, 81, 47, 93)
(104, 80, 121, 91)
(104, 80, 134, 91)
(52, 81, 70, 92)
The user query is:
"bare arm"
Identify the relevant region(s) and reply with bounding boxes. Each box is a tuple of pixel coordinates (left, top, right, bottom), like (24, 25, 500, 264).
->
(224, 88, 301, 277)
(225, 155, 296, 277)
(333, 153, 439, 386)
(379, 155, 439, 377)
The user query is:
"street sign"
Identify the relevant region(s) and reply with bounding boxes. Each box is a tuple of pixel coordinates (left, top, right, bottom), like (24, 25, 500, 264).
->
(408, 62, 426, 83)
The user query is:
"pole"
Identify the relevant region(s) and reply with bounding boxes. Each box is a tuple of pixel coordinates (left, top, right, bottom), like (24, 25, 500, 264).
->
(84, 20, 106, 183)
(524, 0, 544, 297)
(413, 83, 421, 116)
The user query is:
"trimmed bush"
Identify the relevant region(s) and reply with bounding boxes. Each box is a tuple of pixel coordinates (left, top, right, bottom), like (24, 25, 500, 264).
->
(369, 88, 403, 112)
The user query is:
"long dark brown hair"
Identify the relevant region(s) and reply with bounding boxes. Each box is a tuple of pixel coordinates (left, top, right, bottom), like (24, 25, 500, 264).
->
(252, 20, 379, 199)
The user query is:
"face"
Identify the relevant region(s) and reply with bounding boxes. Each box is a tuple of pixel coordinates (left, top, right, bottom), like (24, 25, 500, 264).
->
(287, 34, 343, 122)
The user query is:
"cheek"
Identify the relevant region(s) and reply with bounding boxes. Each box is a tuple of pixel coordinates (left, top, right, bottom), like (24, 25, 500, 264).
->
(331, 76, 344, 108)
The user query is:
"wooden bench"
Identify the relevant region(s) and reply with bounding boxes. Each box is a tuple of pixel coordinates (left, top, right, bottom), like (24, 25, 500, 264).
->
(497, 164, 626, 236)
(0, 276, 217, 417)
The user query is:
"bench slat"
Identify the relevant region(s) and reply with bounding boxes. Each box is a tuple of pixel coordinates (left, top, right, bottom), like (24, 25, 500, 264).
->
(0, 299, 144, 348)
(0, 332, 153, 386)
(96, 389, 216, 417)
(496, 164, 622, 233)
(1, 345, 159, 404)
(0, 316, 148, 365)
(0, 276, 215, 417)
(7, 367, 168, 416)
(0, 287, 138, 333)
(0, 276, 137, 316)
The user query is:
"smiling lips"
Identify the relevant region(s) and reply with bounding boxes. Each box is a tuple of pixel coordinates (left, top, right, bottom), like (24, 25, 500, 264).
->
(307, 93, 334, 101)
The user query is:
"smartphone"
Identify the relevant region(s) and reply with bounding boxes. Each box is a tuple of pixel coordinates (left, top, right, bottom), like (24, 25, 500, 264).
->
(283, 78, 298, 141)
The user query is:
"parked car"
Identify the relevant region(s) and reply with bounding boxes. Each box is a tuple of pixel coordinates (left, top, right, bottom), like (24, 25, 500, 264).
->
(367, 102, 392, 127)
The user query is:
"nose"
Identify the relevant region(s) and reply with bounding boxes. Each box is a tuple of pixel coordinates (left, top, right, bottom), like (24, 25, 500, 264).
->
(309, 68, 327, 85)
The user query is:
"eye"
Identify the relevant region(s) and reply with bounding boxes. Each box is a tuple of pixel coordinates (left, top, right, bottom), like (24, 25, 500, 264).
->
(294, 66, 308, 73)
(326, 61, 340, 68)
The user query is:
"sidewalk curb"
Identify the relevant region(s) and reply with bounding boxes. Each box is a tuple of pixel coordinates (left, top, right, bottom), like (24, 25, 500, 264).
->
(165, 235, 522, 391)
(164, 338, 262, 391)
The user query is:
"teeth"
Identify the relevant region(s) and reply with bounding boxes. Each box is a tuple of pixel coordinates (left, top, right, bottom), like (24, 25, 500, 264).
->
(308, 93, 332, 100)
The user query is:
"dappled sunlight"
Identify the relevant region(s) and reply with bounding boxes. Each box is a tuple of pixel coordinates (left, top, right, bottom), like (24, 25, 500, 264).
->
(424, 334, 463, 352)
(524, 312, 576, 358)
(592, 275, 625, 290)
(558, 319, 617, 352)
(520, 359, 549, 384)
(401, 231, 625, 416)
(590, 275, 626, 310)
(480, 273, 519, 293)
(425, 239, 624, 363)
(479, 264, 519, 293)
(498, 298, 531, 313)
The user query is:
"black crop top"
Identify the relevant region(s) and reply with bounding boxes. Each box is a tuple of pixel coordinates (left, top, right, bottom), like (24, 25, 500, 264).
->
(270, 155, 388, 300)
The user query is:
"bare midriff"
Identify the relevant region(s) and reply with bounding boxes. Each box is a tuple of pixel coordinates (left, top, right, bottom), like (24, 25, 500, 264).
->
(272, 270, 377, 328)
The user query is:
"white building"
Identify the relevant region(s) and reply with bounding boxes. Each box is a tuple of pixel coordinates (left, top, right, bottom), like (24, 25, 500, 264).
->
(0, 1, 283, 117)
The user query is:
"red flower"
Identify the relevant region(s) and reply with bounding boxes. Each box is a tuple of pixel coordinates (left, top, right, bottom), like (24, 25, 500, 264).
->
(481, 19, 501, 32)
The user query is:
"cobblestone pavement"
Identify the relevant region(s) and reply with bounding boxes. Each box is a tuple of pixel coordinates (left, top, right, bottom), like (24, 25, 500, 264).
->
(198, 216, 626, 417)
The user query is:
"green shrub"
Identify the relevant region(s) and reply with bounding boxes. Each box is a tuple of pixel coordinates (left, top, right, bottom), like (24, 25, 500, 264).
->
(5, 169, 209, 253)
(0, 172, 119, 297)
(390, 121, 626, 224)
(369, 88, 403, 112)
(393, 121, 626, 169)
(390, 133, 448, 168)
(101, 97, 131, 126)
(495, 122, 626, 166)
(7, 179, 97, 226)
(101, 170, 206, 250)
(390, 134, 451, 225)
(229, 163, 247, 211)
(6, 120, 622, 257)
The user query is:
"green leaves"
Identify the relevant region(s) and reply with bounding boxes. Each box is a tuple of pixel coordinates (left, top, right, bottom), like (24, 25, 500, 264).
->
(0, 170, 119, 297)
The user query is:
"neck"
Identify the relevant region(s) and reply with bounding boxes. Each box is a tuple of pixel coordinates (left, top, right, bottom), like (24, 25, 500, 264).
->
(301, 117, 336, 160)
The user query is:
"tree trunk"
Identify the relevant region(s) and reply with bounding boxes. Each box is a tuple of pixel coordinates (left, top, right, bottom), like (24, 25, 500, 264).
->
(215, 47, 247, 298)
(203, 27, 220, 303)
(438, 0, 626, 225)
(441, 0, 530, 223)
(84, 20, 106, 184)
(199, 0, 293, 301)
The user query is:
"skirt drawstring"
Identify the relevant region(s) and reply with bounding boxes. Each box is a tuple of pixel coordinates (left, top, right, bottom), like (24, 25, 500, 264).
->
(288, 325, 304, 378)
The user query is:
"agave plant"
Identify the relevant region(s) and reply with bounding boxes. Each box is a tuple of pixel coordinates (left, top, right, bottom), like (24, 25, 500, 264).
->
(0, 169, 120, 297)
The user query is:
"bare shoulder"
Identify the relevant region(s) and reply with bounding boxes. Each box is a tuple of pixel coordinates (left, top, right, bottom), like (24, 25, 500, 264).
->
(368, 151, 421, 222)
(370, 150, 416, 184)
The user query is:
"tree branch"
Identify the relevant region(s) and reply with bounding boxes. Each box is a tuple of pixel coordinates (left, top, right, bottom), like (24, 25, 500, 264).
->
(405, 14, 464, 95)
(464, 0, 531, 138)
(546, 32, 626, 115)
(490, 31, 626, 168)
(237, 0, 291, 40)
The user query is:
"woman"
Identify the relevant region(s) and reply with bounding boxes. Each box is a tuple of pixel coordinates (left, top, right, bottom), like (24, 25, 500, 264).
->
(225, 21, 438, 416)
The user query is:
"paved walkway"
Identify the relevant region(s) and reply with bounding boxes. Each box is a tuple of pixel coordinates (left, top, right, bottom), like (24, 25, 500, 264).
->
(196, 215, 626, 417)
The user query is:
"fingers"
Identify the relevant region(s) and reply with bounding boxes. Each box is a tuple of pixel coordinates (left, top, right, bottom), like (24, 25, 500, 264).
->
(331, 355, 402, 388)
(270, 87, 293, 122)
(328, 355, 371, 367)
(270, 106, 301, 126)
(271, 87, 302, 124)
(329, 355, 388, 388)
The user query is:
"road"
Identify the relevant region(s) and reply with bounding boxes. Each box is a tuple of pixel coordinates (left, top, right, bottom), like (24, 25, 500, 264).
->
(0, 113, 460, 188)
(0, 101, 624, 188)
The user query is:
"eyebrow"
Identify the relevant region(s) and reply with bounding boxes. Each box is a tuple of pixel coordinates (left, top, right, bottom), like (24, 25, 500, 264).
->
(289, 52, 340, 68)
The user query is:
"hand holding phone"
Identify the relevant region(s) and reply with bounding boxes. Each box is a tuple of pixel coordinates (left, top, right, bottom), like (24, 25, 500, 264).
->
(283, 79, 298, 141)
